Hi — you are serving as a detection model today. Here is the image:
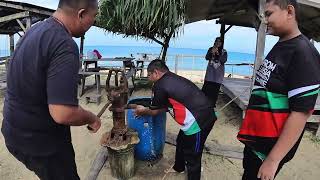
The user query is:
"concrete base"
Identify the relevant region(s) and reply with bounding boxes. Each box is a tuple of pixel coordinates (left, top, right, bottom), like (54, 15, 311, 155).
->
(85, 94, 102, 105)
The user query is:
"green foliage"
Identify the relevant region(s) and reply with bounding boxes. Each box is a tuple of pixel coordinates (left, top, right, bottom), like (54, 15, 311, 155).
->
(97, 0, 185, 43)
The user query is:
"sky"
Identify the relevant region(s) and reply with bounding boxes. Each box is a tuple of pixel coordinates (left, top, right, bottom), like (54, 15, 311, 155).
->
(1, 0, 320, 55)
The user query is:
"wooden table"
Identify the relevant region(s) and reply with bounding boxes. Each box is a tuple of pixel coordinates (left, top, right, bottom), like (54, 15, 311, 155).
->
(78, 58, 136, 98)
(134, 57, 156, 77)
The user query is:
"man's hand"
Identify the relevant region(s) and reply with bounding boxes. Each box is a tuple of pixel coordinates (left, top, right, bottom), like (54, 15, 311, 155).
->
(87, 117, 101, 133)
(134, 105, 148, 117)
(257, 156, 280, 180)
(256, 111, 310, 180)
(211, 47, 218, 53)
(212, 47, 219, 55)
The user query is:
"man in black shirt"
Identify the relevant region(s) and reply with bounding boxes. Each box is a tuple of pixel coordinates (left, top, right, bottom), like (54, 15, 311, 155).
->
(1, 0, 101, 179)
(237, 0, 320, 180)
(134, 60, 216, 180)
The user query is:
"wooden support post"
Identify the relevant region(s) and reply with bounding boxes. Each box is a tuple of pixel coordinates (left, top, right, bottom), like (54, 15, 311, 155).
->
(79, 75, 87, 97)
(174, 55, 179, 74)
(115, 72, 119, 87)
(96, 75, 101, 94)
(220, 23, 226, 48)
(26, 16, 31, 30)
(9, 34, 14, 56)
(80, 36, 85, 69)
(251, 0, 267, 91)
(80, 36, 85, 57)
(225, 25, 233, 33)
(16, 19, 26, 32)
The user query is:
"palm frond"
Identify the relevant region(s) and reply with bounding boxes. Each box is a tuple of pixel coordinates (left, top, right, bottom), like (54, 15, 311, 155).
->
(97, 0, 186, 42)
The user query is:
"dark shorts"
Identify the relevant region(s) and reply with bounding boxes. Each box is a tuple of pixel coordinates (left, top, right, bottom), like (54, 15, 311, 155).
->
(242, 146, 285, 180)
(173, 121, 214, 180)
(6, 144, 80, 180)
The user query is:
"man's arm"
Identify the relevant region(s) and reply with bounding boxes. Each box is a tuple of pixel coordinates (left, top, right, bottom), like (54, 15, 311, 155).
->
(205, 48, 212, 60)
(219, 50, 228, 64)
(257, 111, 311, 180)
(49, 104, 101, 132)
(134, 105, 166, 116)
(46, 37, 101, 132)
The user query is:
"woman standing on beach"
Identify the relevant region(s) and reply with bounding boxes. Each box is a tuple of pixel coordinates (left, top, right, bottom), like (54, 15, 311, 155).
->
(202, 37, 228, 108)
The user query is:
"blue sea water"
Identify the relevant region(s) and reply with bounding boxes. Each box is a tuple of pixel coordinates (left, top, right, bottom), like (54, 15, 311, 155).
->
(83, 45, 255, 76)
(0, 49, 9, 57)
(1, 45, 255, 76)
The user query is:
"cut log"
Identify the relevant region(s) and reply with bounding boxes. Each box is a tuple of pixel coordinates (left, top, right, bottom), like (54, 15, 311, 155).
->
(85, 147, 109, 180)
(165, 132, 243, 159)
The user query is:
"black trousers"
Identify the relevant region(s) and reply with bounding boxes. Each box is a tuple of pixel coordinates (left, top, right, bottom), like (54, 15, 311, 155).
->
(202, 81, 221, 108)
(242, 146, 285, 180)
(6, 144, 80, 180)
(173, 124, 214, 180)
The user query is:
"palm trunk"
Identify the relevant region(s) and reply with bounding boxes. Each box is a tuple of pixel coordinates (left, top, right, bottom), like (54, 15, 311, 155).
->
(160, 30, 174, 61)
(160, 43, 169, 61)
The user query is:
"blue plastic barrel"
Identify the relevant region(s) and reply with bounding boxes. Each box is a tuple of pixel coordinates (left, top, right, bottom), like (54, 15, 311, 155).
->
(127, 97, 166, 161)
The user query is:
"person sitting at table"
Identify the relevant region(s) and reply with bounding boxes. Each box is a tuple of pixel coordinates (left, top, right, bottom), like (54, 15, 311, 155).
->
(84, 49, 102, 70)
(93, 49, 102, 59)
(82, 49, 103, 88)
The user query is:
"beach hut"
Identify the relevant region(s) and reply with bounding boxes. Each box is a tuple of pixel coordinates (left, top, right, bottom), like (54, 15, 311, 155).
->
(184, 0, 320, 136)
(0, 0, 54, 89)
(0, 0, 54, 55)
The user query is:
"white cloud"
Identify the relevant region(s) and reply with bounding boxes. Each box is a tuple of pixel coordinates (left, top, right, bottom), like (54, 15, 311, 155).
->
(12, 0, 58, 9)
(171, 20, 279, 54)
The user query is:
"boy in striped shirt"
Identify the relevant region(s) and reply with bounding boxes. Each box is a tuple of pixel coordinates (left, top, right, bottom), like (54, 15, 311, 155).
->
(237, 0, 320, 179)
(134, 59, 216, 180)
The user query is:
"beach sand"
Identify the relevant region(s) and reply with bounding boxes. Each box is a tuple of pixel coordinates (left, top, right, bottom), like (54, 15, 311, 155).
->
(0, 74, 320, 180)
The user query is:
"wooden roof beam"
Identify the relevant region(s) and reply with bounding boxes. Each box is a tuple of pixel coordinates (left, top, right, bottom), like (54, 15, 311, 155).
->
(0, 1, 53, 16)
(206, 9, 247, 20)
(206, 0, 248, 20)
(0, 11, 30, 23)
(298, 0, 320, 9)
(16, 19, 26, 32)
(221, 0, 248, 18)
(303, 15, 320, 22)
(0, 28, 18, 34)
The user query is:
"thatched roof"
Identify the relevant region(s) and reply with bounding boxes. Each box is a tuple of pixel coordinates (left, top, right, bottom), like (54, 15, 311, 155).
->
(185, 0, 320, 41)
(0, 0, 54, 34)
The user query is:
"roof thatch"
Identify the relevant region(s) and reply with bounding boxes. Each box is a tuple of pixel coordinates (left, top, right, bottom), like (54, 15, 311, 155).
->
(185, 0, 320, 41)
(0, 0, 54, 34)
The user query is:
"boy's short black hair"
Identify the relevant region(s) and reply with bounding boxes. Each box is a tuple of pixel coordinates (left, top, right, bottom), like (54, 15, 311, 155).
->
(147, 59, 169, 73)
(58, 0, 97, 9)
(266, 0, 299, 21)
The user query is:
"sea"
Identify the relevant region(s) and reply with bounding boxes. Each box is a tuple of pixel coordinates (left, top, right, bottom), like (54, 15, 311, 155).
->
(0, 45, 255, 76)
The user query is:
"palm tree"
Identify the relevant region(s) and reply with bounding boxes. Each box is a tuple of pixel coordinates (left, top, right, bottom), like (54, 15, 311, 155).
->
(97, 0, 186, 61)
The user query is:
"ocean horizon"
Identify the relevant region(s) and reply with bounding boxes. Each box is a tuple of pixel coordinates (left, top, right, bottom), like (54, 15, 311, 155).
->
(0, 45, 255, 76)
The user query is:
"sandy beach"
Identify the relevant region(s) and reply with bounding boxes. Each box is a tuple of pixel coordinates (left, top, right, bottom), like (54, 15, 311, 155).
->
(0, 74, 320, 180)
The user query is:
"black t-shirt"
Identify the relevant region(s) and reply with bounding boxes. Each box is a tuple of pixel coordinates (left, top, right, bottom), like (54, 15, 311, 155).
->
(151, 71, 216, 135)
(238, 35, 320, 162)
(1, 17, 79, 156)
